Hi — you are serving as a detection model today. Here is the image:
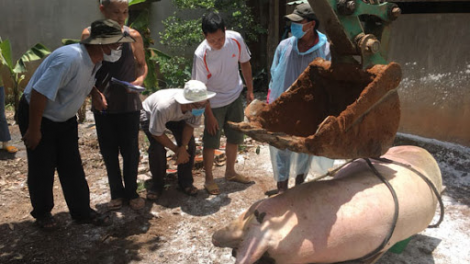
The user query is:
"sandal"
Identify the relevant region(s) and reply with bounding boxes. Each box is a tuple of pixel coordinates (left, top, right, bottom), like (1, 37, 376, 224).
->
(225, 174, 254, 184)
(107, 198, 123, 210)
(4, 146, 18, 154)
(182, 185, 198, 196)
(264, 189, 279, 197)
(129, 197, 145, 210)
(204, 181, 220, 195)
(146, 190, 160, 201)
(35, 214, 58, 231)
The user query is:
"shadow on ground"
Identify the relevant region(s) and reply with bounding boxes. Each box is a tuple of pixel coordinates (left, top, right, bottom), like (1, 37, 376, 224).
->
(0, 201, 165, 264)
(147, 172, 255, 217)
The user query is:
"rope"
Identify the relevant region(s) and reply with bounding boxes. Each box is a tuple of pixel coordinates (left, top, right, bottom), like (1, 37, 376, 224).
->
(313, 157, 444, 228)
(372, 158, 445, 228)
(333, 158, 399, 263)
(331, 156, 445, 263)
(314, 155, 444, 262)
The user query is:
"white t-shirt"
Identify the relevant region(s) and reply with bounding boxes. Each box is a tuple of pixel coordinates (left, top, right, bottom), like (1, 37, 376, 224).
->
(24, 44, 99, 122)
(192, 30, 251, 108)
(141, 89, 202, 136)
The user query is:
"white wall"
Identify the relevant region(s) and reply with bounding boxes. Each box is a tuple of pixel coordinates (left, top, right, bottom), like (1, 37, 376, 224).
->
(0, 0, 101, 59)
(388, 13, 470, 146)
(149, 0, 176, 53)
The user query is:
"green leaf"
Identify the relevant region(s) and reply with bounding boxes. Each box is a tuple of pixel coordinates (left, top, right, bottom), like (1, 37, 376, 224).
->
(129, 0, 146, 6)
(130, 9, 150, 33)
(13, 43, 51, 74)
(147, 47, 171, 60)
(0, 39, 14, 69)
(62, 39, 80, 45)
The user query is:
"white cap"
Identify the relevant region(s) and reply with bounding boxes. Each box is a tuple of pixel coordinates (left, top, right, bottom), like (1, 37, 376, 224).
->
(174, 80, 216, 104)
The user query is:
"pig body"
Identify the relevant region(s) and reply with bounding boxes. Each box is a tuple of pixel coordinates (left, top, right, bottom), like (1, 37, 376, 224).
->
(212, 146, 442, 264)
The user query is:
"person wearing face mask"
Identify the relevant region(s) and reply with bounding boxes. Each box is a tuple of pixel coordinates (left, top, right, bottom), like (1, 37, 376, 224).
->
(16, 19, 134, 230)
(80, 0, 148, 211)
(265, 3, 334, 196)
(140, 80, 216, 199)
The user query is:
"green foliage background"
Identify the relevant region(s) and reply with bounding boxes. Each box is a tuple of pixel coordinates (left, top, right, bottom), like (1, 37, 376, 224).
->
(156, 0, 266, 88)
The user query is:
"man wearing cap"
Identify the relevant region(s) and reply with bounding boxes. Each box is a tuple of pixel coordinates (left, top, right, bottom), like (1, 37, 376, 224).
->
(140, 80, 216, 199)
(192, 11, 255, 196)
(16, 19, 134, 230)
(266, 3, 332, 195)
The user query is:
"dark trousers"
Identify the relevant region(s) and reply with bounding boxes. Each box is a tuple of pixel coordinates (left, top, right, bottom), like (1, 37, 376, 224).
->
(93, 111, 140, 200)
(17, 96, 92, 220)
(142, 120, 195, 193)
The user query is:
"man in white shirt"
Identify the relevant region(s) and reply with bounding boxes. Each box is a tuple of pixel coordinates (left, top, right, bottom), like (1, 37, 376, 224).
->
(140, 80, 216, 199)
(192, 12, 254, 195)
(16, 19, 134, 230)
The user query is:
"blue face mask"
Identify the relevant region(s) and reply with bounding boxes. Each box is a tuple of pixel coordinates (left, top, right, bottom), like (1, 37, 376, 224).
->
(291, 22, 306, 39)
(191, 108, 205, 116)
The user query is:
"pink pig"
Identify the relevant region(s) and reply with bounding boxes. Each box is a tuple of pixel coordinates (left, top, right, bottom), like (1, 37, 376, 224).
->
(213, 146, 443, 264)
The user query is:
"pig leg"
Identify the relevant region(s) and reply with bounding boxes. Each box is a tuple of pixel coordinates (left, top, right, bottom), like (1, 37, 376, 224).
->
(361, 251, 386, 264)
(235, 227, 271, 264)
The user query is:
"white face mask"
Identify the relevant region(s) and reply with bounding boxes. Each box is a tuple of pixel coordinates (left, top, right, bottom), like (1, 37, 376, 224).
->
(103, 47, 122, 62)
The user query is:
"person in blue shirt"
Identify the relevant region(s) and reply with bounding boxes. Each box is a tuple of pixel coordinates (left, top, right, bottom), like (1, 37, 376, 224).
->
(16, 19, 134, 230)
(267, 3, 331, 195)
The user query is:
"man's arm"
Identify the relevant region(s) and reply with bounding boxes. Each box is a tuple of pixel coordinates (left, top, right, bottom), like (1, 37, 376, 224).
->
(129, 28, 148, 87)
(22, 89, 47, 150)
(192, 53, 219, 135)
(204, 102, 218, 136)
(89, 86, 107, 111)
(153, 123, 194, 165)
(240, 61, 254, 104)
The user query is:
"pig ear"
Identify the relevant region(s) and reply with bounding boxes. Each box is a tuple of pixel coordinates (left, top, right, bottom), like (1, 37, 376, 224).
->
(235, 231, 270, 264)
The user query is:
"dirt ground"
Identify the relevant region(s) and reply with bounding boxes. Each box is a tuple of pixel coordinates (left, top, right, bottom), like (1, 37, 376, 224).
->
(0, 105, 469, 264)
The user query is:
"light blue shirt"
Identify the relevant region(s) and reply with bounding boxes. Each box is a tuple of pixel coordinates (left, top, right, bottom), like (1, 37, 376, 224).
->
(24, 43, 100, 122)
(267, 31, 330, 104)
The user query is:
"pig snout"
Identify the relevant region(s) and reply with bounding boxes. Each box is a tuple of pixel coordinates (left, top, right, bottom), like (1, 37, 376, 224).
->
(212, 225, 245, 249)
(212, 231, 222, 247)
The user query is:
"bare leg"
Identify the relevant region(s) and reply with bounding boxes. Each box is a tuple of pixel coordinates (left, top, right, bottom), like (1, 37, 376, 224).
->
(224, 142, 238, 177)
(224, 142, 253, 184)
(204, 147, 216, 184)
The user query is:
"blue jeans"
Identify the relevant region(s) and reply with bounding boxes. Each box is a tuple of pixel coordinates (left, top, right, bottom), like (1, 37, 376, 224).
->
(0, 86, 11, 142)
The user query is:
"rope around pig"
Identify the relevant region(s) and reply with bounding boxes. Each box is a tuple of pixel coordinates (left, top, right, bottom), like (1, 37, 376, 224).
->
(317, 157, 445, 263)
(315, 157, 444, 228)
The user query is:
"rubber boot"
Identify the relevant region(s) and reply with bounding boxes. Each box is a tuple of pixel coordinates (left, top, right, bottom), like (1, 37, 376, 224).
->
(295, 174, 305, 186)
(277, 179, 288, 194)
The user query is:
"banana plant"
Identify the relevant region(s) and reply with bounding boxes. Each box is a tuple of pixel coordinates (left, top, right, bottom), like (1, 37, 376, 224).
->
(128, 4, 171, 92)
(0, 37, 51, 112)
